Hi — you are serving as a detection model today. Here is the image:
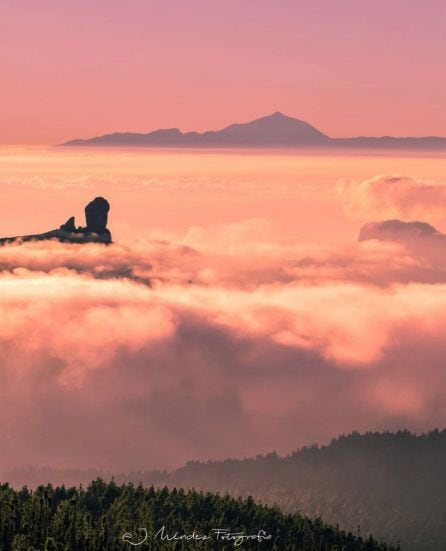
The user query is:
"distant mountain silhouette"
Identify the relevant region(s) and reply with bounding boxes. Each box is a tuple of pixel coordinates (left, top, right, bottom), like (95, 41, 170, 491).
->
(62, 112, 446, 149)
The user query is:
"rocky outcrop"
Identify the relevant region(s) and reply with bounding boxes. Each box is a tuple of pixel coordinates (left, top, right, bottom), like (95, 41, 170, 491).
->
(358, 220, 440, 243)
(60, 216, 76, 232)
(0, 197, 112, 245)
(85, 197, 110, 233)
(357, 219, 446, 250)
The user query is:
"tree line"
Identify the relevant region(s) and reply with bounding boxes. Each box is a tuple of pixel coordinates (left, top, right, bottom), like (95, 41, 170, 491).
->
(0, 479, 397, 551)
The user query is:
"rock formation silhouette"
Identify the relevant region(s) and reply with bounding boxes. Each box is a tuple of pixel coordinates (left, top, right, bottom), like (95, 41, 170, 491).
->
(85, 197, 110, 233)
(358, 220, 441, 243)
(0, 197, 112, 245)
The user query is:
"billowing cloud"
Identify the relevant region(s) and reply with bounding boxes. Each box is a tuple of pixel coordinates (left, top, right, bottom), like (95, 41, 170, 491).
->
(338, 175, 446, 226)
(1, 222, 446, 474)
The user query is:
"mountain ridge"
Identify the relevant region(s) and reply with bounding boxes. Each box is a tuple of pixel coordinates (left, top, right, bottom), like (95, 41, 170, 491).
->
(62, 112, 446, 149)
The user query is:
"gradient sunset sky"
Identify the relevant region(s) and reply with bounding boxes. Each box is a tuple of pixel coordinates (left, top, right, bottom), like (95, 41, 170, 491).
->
(1, 0, 445, 144)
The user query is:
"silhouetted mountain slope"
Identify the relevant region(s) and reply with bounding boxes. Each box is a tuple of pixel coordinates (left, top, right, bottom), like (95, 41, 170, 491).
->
(0, 480, 396, 551)
(62, 113, 446, 149)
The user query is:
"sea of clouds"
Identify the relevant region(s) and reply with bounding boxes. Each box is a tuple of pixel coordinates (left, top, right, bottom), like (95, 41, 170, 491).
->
(1, 172, 446, 473)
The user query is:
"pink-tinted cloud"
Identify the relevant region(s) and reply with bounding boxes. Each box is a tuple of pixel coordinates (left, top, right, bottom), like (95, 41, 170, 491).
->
(1, 225, 446, 474)
(338, 175, 446, 226)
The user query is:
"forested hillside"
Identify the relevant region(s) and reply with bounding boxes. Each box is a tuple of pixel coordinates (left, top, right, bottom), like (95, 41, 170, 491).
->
(0, 480, 396, 551)
(127, 431, 446, 551)
(3, 431, 444, 551)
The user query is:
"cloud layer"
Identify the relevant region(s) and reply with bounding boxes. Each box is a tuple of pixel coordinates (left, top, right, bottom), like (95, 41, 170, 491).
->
(338, 175, 446, 225)
(1, 217, 446, 473)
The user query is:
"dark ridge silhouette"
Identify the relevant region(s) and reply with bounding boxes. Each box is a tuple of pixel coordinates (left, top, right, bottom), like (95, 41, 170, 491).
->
(358, 219, 446, 244)
(0, 197, 112, 245)
(62, 112, 446, 150)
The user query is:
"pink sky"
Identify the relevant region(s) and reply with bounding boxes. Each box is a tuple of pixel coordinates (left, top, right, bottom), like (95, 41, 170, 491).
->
(1, 0, 445, 144)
